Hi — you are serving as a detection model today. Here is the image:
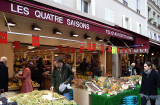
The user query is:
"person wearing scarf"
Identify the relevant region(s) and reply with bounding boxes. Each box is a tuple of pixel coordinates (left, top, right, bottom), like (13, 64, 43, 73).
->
(140, 62, 160, 105)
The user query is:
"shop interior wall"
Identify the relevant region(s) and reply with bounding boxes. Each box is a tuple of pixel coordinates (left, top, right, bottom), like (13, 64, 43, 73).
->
(0, 43, 14, 78)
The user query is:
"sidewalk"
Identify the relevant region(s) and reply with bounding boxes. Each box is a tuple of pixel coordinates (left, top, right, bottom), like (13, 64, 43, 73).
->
(147, 95, 160, 105)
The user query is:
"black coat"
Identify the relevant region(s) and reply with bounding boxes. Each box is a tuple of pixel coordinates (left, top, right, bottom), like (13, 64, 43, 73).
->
(80, 62, 88, 73)
(0, 62, 8, 92)
(52, 63, 74, 95)
(140, 70, 160, 95)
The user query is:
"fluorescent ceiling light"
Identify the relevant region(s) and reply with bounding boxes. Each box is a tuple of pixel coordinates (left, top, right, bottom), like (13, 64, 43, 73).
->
(55, 31, 62, 35)
(6, 21, 16, 27)
(73, 34, 79, 37)
(54, 29, 62, 35)
(71, 32, 79, 37)
(32, 25, 41, 31)
(84, 34, 92, 39)
(7, 22, 16, 27)
(28, 46, 36, 49)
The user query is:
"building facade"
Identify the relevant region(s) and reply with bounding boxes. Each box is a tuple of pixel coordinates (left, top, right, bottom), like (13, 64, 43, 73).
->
(147, 0, 160, 72)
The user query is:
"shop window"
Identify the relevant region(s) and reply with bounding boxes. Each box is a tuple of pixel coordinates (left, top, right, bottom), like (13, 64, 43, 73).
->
(159, 36, 160, 42)
(81, 0, 90, 13)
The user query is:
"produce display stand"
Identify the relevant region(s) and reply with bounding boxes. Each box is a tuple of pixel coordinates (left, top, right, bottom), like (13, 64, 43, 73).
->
(8, 84, 40, 91)
(91, 85, 160, 105)
(1, 90, 77, 105)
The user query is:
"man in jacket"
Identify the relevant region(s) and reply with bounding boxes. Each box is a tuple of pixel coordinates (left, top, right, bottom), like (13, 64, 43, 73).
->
(0, 56, 8, 97)
(50, 57, 74, 101)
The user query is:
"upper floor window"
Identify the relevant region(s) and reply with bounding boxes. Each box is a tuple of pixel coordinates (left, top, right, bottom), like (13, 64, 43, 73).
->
(137, 0, 140, 11)
(153, 12, 156, 22)
(157, 15, 159, 25)
(157, 0, 159, 6)
(148, 7, 151, 19)
(81, 0, 90, 13)
(139, 24, 142, 34)
(150, 32, 152, 38)
(122, 0, 128, 6)
(154, 33, 157, 40)
(125, 17, 130, 29)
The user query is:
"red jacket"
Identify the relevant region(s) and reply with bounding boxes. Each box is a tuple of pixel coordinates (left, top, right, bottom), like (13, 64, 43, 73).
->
(18, 67, 33, 93)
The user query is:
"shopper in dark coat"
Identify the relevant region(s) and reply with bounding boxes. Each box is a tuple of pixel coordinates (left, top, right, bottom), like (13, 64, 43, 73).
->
(80, 58, 89, 75)
(50, 57, 74, 101)
(93, 62, 101, 77)
(0, 56, 8, 94)
(140, 62, 160, 105)
(37, 58, 44, 88)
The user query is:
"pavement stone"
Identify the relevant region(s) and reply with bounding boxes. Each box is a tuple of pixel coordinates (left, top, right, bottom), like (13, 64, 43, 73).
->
(146, 95, 160, 105)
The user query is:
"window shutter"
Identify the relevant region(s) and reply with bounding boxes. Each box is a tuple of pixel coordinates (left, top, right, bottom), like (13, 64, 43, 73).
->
(129, 18, 132, 30)
(122, 15, 126, 28)
(148, 30, 151, 38)
(140, 24, 143, 35)
(136, 22, 139, 33)
(152, 32, 155, 39)
(54, 0, 62, 4)
(91, 0, 96, 16)
(77, 0, 82, 11)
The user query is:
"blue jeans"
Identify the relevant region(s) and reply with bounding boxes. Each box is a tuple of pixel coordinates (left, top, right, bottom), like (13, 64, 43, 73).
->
(63, 92, 70, 101)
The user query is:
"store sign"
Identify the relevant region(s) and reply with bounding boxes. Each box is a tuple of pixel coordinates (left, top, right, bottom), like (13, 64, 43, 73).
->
(80, 47, 84, 53)
(32, 35, 39, 46)
(119, 49, 149, 54)
(14, 41, 20, 49)
(72, 47, 75, 53)
(0, 32, 7, 44)
(92, 44, 96, 51)
(112, 47, 117, 54)
(108, 45, 112, 52)
(0, 0, 134, 41)
(58, 46, 62, 52)
(101, 45, 104, 52)
(66, 46, 70, 52)
(106, 30, 133, 40)
(117, 47, 119, 53)
(87, 43, 91, 50)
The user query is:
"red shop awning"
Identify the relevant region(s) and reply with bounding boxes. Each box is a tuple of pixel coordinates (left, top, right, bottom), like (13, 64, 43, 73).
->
(0, 0, 134, 41)
(113, 26, 150, 53)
